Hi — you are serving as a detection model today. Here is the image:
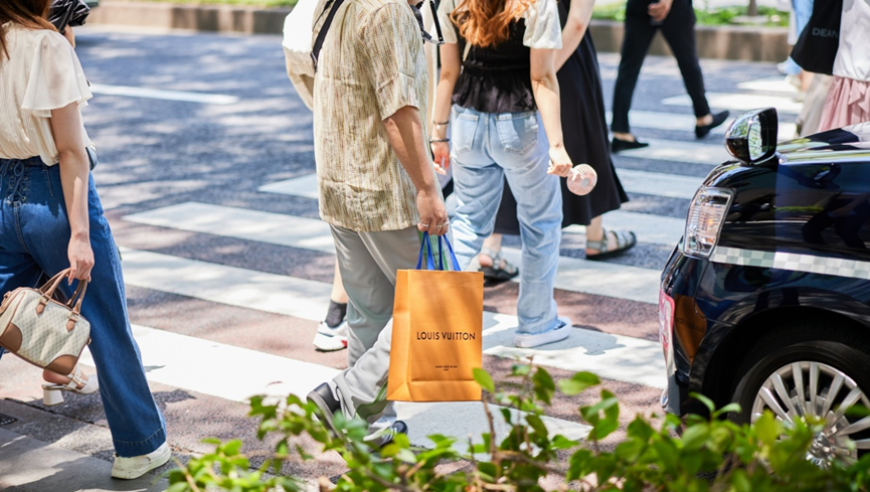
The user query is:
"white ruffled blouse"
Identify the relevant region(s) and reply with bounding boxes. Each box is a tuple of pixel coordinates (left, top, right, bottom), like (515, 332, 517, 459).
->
(0, 22, 92, 166)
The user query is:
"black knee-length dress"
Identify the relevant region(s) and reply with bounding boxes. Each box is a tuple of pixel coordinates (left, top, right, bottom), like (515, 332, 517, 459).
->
(494, 0, 628, 233)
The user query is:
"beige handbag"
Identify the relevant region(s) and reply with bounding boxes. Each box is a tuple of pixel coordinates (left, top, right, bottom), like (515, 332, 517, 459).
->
(0, 269, 91, 375)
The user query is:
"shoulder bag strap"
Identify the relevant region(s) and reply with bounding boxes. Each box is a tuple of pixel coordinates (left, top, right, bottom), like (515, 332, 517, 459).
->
(311, 0, 347, 72)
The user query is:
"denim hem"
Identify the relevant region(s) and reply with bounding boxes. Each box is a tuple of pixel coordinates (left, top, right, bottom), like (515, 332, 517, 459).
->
(516, 316, 565, 336)
(113, 427, 167, 458)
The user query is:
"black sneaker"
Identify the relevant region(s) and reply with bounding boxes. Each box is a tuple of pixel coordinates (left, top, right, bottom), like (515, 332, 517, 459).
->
(365, 420, 409, 448)
(611, 137, 650, 153)
(307, 383, 343, 440)
(695, 110, 730, 138)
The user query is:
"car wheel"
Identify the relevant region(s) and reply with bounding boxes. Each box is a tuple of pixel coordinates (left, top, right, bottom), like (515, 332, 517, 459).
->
(731, 333, 870, 468)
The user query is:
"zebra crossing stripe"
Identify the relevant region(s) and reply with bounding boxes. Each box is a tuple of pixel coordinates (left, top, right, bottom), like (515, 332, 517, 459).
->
(613, 138, 729, 165)
(123, 203, 663, 303)
(76, 325, 592, 448)
(606, 110, 797, 140)
(662, 92, 803, 114)
(117, 248, 666, 388)
(91, 84, 239, 105)
(615, 169, 702, 200)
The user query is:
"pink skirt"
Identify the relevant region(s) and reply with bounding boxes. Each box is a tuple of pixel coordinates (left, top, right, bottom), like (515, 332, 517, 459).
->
(818, 76, 870, 132)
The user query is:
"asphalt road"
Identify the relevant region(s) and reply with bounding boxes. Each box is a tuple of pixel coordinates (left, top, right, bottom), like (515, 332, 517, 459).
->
(0, 24, 793, 490)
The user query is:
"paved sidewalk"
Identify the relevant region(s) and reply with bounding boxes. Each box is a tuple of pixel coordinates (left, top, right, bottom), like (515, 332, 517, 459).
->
(0, 400, 167, 492)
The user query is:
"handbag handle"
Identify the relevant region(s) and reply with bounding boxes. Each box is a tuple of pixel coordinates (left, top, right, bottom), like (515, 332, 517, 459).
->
(35, 269, 89, 318)
(416, 232, 461, 271)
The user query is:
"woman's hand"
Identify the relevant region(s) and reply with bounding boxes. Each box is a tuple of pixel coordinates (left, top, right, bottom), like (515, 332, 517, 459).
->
(547, 145, 573, 177)
(431, 141, 450, 175)
(67, 235, 94, 282)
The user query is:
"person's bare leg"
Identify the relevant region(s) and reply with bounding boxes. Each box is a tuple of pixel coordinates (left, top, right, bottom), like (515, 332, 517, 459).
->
(43, 368, 90, 386)
(585, 216, 618, 255)
(478, 234, 503, 268)
(612, 132, 639, 142)
(331, 262, 349, 304)
(800, 71, 813, 93)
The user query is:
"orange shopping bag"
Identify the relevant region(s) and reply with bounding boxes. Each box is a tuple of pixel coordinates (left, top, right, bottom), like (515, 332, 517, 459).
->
(387, 233, 484, 402)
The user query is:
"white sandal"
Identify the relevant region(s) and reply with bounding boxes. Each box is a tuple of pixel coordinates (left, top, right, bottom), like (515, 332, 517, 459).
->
(42, 366, 99, 406)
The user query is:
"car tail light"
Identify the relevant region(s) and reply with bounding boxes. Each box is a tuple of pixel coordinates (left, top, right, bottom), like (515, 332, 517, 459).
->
(683, 188, 732, 258)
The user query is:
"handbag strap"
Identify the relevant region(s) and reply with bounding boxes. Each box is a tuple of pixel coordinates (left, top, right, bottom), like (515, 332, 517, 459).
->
(416, 232, 461, 271)
(311, 0, 347, 72)
(38, 270, 70, 299)
(36, 268, 88, 316)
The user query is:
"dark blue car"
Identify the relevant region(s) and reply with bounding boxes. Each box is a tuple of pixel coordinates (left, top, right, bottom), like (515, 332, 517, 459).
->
(661, 108, 870, 467)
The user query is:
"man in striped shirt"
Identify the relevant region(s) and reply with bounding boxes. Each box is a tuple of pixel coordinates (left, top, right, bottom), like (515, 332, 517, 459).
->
(307, 0, 448, 445)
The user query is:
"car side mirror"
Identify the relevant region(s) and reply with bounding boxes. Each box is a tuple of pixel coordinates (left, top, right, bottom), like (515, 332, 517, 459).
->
(725, 108, 778, 165)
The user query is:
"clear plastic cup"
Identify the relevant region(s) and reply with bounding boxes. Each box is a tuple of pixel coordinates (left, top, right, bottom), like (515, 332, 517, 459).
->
(567, 164, 598, 196)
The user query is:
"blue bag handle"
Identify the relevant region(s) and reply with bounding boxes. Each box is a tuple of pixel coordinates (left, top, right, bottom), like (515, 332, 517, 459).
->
(416, 232, 461, 271)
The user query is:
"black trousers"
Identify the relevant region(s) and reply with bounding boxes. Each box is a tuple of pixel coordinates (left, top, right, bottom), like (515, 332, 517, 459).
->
(611, 0, 710, 133)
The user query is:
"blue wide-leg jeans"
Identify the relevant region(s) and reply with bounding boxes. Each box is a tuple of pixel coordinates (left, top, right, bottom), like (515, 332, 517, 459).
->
(0, 157, 167, 457)
(449, 106, 563, 335)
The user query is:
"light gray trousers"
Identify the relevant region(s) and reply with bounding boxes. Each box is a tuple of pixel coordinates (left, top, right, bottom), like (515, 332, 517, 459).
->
(329, 224, 420, 424)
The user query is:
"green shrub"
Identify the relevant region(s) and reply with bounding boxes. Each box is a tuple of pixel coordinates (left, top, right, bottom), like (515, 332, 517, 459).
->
(166, 363, 870, 491)
(592, 2, 789, 28)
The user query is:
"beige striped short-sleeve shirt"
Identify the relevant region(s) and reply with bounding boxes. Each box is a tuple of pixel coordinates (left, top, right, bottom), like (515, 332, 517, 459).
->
(313, 0, 434, 232)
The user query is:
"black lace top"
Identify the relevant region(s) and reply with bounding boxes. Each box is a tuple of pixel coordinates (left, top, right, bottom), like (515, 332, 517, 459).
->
(452, 20, 536, 114)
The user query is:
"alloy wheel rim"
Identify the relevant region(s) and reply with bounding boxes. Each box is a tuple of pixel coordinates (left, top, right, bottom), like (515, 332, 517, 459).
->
(750, 361, 870, 467)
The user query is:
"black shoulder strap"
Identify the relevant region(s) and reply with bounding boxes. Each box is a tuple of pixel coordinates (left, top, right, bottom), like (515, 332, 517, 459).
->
(311, 0, 347, 72)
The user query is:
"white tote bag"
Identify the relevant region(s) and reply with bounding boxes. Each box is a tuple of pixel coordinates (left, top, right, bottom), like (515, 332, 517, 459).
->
(282, 0, 325, 110)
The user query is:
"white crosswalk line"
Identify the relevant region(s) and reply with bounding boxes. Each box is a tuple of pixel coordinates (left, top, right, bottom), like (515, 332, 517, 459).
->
(259, 172, 695, 221)
(91, 84, 239, 105)
(606, 110, 797, 139)
(124, 202, 664, 303)
(662, 92, 803, 114)
(118, 248, 666, 388)
(77, 325, 592, 448)
(261, 166, 707, 202)
(615, 169, 702, 200)
(614, 138, 730, 165)
(737, 77, 798, 94)
(259, 174, 320, 199)
(564, 211, 685, 246)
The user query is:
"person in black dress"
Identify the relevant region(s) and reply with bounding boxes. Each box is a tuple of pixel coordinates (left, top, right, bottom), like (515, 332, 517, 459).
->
(485, 0, 637, 271)
(610, 0, 729, 151)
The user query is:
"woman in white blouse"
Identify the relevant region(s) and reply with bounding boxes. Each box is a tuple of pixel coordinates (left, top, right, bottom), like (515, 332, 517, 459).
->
(429, 0, 595, 348)
(818, 0, 870, 132)
(0, 1, 170, 479)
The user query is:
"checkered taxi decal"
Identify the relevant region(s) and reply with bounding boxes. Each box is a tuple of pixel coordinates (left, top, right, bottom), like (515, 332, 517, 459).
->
(710, 246, 870, 280)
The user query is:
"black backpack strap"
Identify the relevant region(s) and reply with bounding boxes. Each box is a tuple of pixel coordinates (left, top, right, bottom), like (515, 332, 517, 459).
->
(311, 0, 347, 72)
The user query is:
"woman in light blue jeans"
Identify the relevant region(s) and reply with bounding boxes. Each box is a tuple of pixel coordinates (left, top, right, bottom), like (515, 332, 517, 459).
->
(431, 0, 595, 348)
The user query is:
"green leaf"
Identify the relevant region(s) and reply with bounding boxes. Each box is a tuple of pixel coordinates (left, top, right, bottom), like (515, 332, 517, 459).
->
(166, 483, 189, 492)
(713, 402, 742, 418)
(532, 367, 556, 405)
(690, 392, 716, 413)
(526, 414, 548, 437)
(551, 434, 579, 450)
(557, 371, 600, 396)
(473, 368, 495, 393)
(680, 423, 710, 451)
(754, 411, 781, 446)
(511, 363, 531, 376)
(567, 449, 594, 481)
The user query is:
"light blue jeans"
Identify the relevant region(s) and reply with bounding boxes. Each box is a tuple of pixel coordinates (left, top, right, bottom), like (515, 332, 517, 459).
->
(449, 105, 562, 335)
(0, 157, 167, 457)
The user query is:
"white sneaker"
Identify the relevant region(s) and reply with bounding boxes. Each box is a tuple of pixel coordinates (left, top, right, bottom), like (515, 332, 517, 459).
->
(313, 320, 348, 351)
(111, 442, 172, 480)
(514, 317, 572, 348)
